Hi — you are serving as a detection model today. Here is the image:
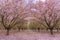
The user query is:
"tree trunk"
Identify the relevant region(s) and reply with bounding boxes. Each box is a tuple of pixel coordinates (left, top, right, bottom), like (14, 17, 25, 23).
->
(18, 28, 20, 32)
(50, 29, 53, 35)
(37, 28, 40, 32)
(21, 28, 23, 30)
(6, 29, 10, 35)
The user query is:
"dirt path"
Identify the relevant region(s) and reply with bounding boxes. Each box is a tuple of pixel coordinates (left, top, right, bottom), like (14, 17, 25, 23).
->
(0, 30, 60, 40)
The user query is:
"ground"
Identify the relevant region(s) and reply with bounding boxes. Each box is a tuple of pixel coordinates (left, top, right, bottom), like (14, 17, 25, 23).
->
(0, 30, 60, 40)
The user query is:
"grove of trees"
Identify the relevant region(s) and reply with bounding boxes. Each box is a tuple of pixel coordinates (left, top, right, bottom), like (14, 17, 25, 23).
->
(0, 0, 60, 35)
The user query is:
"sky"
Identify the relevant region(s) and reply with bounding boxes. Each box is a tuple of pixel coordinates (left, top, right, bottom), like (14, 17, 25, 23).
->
(25, 0, 39, 4)
(25, 0, 46, 4)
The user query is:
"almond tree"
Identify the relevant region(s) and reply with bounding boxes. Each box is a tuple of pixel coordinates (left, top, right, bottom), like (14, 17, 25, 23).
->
(34, 0, 60, 35)
(0, 0, 29, 35)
